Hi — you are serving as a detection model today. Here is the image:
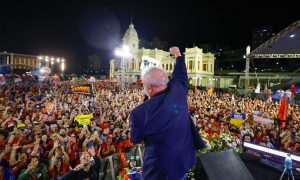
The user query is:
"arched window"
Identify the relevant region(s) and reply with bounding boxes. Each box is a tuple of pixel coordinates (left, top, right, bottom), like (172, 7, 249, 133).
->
(189, 61, 193, 70)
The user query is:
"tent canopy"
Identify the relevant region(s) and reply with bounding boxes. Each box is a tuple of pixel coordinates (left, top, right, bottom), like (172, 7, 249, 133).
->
(249, 20, 300, 58)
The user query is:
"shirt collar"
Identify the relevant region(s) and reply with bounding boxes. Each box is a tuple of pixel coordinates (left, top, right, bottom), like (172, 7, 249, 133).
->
(150, 87, 168, 98)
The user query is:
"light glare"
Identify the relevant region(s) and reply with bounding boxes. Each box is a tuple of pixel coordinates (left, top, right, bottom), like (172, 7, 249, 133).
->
(244, 142, 300, 162)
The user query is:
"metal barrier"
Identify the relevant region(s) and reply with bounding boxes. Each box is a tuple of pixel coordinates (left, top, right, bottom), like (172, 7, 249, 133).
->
(99, 144, 144, 179)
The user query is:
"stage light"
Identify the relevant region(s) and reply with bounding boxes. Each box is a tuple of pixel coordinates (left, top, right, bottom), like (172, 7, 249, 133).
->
(243, 142, 300, 162)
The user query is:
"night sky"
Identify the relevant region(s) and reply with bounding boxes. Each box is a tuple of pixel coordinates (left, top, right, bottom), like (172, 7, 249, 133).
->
(0, 0, 299, 73)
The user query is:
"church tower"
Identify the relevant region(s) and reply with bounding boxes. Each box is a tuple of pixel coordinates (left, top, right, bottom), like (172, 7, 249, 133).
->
(122, 23, 139, 56)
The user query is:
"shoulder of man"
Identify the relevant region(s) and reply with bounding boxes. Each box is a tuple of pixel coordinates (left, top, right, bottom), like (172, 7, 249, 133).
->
(130, 104, 148, 124)
(131, 102, 147, 115)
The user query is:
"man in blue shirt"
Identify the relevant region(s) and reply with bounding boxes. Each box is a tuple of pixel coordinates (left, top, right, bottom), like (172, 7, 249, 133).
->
(130, 46, 205, 180)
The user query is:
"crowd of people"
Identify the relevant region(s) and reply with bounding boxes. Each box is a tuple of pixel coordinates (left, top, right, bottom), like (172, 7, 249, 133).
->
(189, 89, 300, 154)
(0, 74, 299, 179)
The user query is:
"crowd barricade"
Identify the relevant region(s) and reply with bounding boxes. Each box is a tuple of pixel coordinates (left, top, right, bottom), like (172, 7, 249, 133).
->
(126, 145, 138, 161)
(98, 158, 111, 180)
(99, 144, 144, 179)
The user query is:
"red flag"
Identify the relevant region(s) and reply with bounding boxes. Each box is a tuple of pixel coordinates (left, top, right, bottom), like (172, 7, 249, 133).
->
(277, 95, 288, 127)
(291, 84, 296, 96)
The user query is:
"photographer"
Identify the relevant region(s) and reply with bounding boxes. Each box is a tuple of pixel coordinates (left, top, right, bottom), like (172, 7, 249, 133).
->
(60, 146, 100, 180)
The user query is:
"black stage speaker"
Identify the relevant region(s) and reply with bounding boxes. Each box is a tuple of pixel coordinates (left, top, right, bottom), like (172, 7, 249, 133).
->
(197, 149, 254, 180)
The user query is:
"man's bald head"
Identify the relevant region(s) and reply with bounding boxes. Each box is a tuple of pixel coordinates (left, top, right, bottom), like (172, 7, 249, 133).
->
(142, 67, 168, 97)
(142, 67, 168, 87)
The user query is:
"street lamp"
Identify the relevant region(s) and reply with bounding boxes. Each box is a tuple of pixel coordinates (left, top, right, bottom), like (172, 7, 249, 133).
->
(115, 45, 131, 85)
(61, 63, 65, 74)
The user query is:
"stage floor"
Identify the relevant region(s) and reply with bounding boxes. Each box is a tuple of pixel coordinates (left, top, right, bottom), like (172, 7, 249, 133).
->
(241, 153, 300, 180)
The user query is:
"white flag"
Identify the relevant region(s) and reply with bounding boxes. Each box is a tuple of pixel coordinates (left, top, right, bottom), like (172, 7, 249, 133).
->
(140, 56, 160, 71)
(255, 83, 261, 94)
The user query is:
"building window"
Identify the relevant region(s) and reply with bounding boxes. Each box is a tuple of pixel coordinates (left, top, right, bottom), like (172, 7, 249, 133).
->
(189, 61, 193, 70)
(166, 64, 168, 70)
(170, 64, 172, 70)
(203, 64, 207, 71)
(211, 64, 213, 72)
(131, 59, 135, 70)
(162, 64, 165, 69)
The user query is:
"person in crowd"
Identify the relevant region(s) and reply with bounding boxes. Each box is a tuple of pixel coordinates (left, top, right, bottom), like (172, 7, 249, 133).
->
(0, 158, 15, 180)
(60, 147, 100, 180)
(116, 132, 132, 153)
(101, 134, 116, 158)
(49, 153, 69, 179)
(9, 144, 28, 177)
(18, 156, 48, 180)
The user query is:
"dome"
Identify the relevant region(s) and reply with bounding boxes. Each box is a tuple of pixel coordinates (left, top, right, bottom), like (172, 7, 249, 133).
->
(124, 23, 138, 39)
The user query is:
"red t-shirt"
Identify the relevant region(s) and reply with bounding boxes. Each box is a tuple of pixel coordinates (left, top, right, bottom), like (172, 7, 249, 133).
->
(101, 143, 115, 158)
(69, 142, 79, 162)
(50, 162, 69, 178)
(0, 139, 7, 148)
(116, 139, 132, 152)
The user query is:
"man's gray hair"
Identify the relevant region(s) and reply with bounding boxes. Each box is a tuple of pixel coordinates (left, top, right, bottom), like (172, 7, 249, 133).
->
(142, 67, 169, 87)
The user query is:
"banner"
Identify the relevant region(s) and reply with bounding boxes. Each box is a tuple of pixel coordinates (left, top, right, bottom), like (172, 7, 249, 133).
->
(140, 56, 160, 71)
(252, 111, 263, 116)
(231, 113, 246, 120)
(74, 113, 93, 125)
(253, 115, 273, 125)
(229, 118, 245, 128)
(230, 113, 246, 128)
(70, 84, 95, 96)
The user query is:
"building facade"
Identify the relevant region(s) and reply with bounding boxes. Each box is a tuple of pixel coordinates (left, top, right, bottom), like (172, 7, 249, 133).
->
(110, 23, 216, 86)
(0, 51, 65, 74)
(0, 52, 40, 73)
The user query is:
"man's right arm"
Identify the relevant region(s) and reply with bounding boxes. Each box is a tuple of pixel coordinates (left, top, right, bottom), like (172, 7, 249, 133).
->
(169, 47, 188, 90)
